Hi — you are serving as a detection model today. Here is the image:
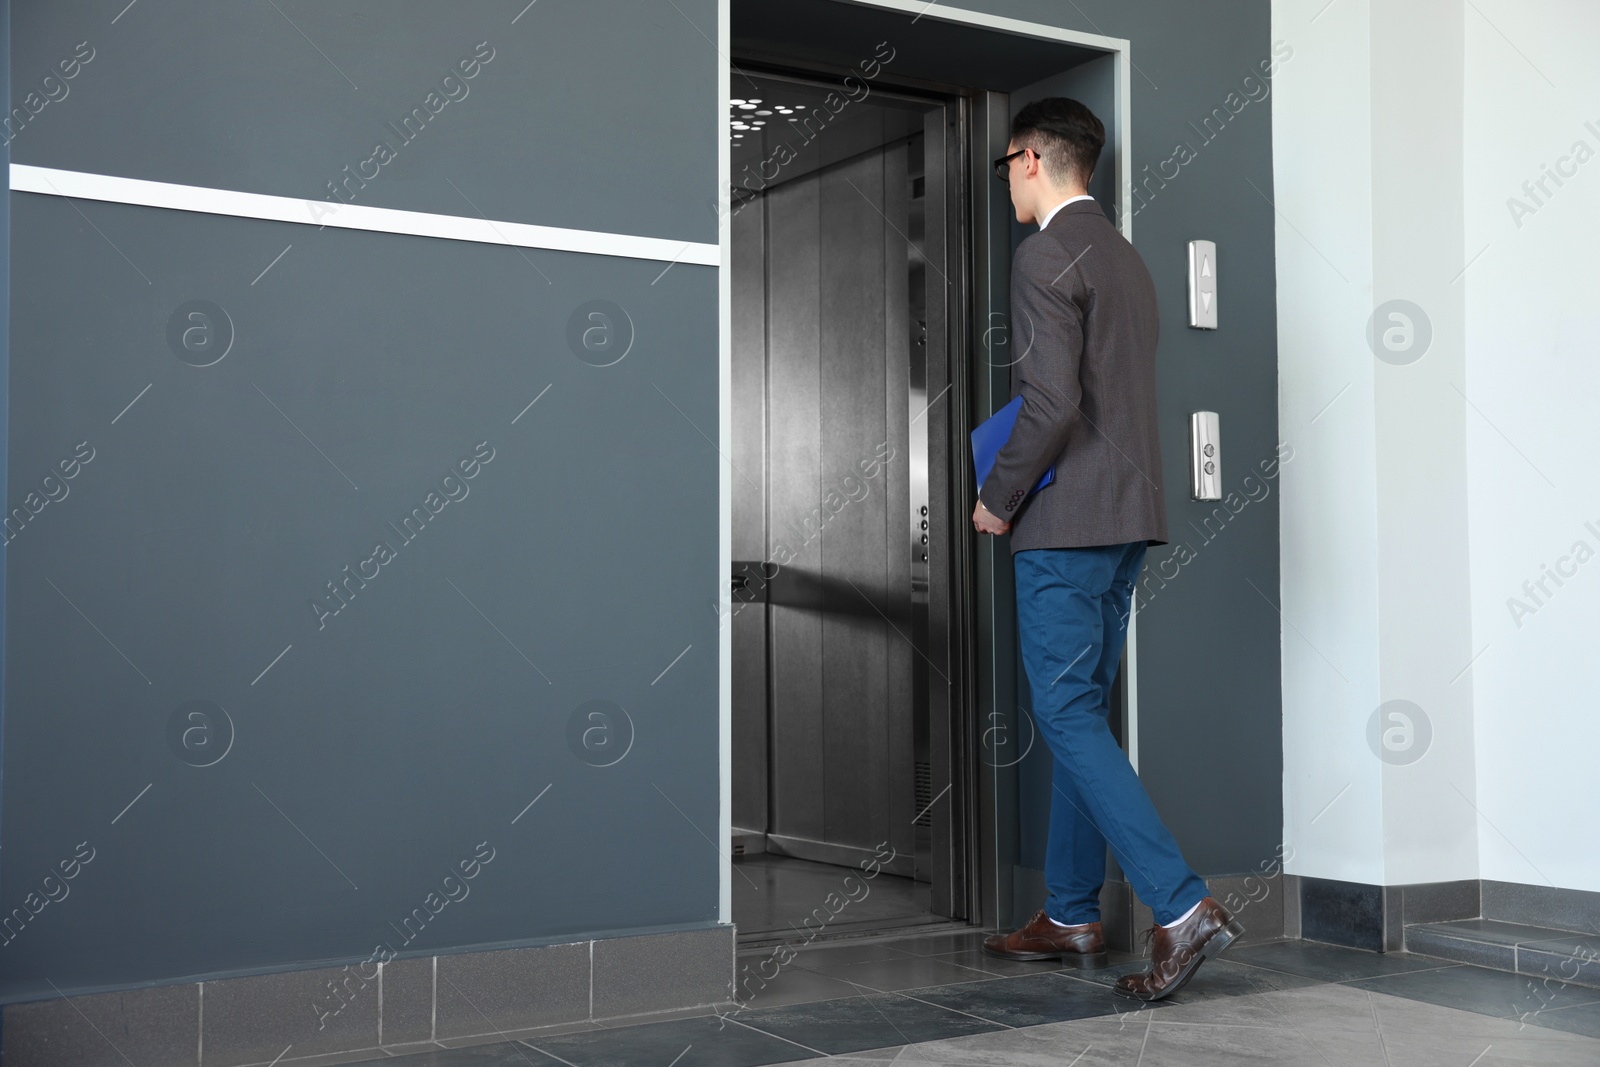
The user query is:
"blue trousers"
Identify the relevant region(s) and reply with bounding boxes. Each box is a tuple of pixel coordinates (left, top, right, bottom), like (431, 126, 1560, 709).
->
(1014, 542, 1210, 927)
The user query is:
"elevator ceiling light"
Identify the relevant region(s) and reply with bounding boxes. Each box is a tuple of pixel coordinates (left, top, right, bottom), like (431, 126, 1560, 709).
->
(731, 98, 745, 105)
(738, 103, 757, 110)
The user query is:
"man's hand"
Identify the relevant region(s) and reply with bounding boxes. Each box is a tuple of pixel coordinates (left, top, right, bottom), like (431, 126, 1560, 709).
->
(972, 500, 1011, 536)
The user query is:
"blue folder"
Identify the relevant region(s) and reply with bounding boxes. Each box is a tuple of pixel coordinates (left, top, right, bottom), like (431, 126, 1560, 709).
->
(972, 394, 1055, 498)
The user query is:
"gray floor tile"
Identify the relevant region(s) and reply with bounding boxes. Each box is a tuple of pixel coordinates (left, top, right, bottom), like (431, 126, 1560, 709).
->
(779, 941, 917, 968)
(528, 1015, 819, 1066)
(423, 1020, 611, 1054)
(365, 1041, 563, 1066)
(731, 963, 866, 1010)
(894, 1014, 1161, 1066)
(1361, 988, 1600, 1065)
(1352, 961, 1600, 1021)
(1054, 954, 1318, 1003)
(1523, 998, 1600, 1039)
(790, 954, 996, 992)
(1139, 1018, 1383, 1067)
(734, 856, 929, 940)
(1364, 985, 1556, 1041)
(1403, 925, 1518, 971)
(1225, 939, 1459, 983)
(871, 930, 994, 957)
(898, 971, 1158, 1027)
(592, 1006, 722, 1029)
(732, 992, 1004, 1055)
(916, 947, 1082, 978)
(1148, 978, 1379, 1032)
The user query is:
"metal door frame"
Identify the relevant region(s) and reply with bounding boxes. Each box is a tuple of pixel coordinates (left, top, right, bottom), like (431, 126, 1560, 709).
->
(716, 0, 1134, 933)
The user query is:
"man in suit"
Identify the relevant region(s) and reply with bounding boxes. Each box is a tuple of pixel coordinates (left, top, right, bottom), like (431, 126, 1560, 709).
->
(973, 97, 1241, 1001)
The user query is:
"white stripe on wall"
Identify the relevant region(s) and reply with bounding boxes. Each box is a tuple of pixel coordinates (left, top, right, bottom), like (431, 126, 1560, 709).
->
(10, 164, 720, 266)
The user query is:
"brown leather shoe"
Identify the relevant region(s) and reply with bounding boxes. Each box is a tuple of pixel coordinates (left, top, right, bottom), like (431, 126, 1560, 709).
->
(1113, 896, 1243, 1000)
(982, 909, 1107, 966)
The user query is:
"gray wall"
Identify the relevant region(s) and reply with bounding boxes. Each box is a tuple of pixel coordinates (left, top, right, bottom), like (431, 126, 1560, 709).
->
(3, 0, 719, 1002)
(1, 0, 1284, 1003)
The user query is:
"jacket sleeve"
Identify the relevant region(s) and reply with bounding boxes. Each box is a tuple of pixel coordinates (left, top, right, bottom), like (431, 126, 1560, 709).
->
(977, 237, 1086, 521)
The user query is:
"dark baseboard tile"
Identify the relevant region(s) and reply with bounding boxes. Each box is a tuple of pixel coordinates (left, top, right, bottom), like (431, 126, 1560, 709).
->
(1483, 880, 1600, 933)
(203, 964, 382, 1065)
(436, 940, 592, 1040)
(1520, 939, 1600, 988)
(1300, 876, 1600, 955)
(1400, 880, 1480, 924)
(380, 956, 435, 1047)
(1403, 923, 1518, 971)
(593, 928, 736, 1019)
(1299, 876, 1476, 952)
(2, 926, 735, 1067)
(2, 982, 200, 1067)
(1298, 876, 1385, 951)
(1296, 876, 1599, 956)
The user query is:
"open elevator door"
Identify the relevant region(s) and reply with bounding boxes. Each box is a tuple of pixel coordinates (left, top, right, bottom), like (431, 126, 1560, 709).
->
(728, 71, 968, 936)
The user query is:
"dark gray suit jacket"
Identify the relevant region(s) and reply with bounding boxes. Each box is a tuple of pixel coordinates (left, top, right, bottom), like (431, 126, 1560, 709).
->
(977, 198, 1168, 552)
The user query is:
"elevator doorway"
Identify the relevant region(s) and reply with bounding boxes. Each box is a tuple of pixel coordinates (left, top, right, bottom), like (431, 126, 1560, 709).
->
(728, 70, 967, 941)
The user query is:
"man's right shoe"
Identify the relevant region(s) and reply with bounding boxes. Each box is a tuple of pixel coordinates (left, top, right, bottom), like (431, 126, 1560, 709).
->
(1113, 896, 1243, 1001)
(982, 909, 1108, 966)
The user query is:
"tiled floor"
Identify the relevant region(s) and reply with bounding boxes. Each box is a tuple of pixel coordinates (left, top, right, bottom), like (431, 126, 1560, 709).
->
(333, 931, 1600, 1066)
(732, 854, 933, 941)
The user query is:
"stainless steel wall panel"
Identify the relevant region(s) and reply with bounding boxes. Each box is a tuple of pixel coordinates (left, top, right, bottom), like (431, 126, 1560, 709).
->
(817, 151, 890, 853)
(764, 173, 826, 842)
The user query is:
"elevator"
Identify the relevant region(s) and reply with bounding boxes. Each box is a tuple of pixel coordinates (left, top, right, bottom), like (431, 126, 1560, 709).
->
(728, 70, 966, 939)
(728, 0, 1133, 939)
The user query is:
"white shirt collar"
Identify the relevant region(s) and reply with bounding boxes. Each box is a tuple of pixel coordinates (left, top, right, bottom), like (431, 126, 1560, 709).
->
(1040, 194, 1094, 230)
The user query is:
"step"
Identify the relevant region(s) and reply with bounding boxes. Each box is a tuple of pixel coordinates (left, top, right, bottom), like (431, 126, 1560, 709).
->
(1405, 919, 1600, 989)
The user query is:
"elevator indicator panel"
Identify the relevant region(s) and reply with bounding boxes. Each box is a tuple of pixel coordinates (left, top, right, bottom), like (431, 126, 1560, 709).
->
(1188, 240, 1218, 330)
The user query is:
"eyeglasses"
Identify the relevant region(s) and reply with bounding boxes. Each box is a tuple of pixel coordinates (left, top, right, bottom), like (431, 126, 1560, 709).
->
(993, 147, 1032, 183)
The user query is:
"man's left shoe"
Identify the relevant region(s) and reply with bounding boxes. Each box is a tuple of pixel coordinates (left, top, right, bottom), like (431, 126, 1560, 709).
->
(982, 909, 1107, 966)
(1113, 896, 1243, 1001)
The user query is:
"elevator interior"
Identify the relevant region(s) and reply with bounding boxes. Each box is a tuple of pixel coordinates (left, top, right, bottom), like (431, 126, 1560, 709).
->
(728, 70, 959, 940)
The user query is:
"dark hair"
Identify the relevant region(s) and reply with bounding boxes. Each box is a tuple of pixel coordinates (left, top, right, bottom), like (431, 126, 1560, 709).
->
(1010, 98, 1105, 187)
